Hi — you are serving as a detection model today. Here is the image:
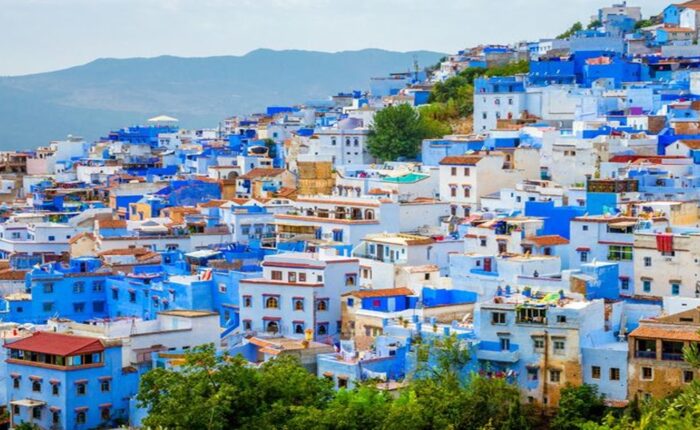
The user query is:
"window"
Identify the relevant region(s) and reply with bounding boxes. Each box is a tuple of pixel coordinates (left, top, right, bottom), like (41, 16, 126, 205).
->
(556, 315, 567, 324)
(48, 235, 55, 242)
(684, 370, 694, 383)
(464, 167, 470, 176)
(450, 187, 457, 197)
(480, 238, 487, 247)
(243, 320, 252, 330)
(76, 382, 87, 395)
(316, 299, 329, 311)
(621, 278, 630, 290)
(500, 337, 511, 351)
(317, 275, 323, 282)
(218, 283, 227, 293)
(33, 407, 41, 420)
(533, 337, 544, 352)
(264, 296, 279, 309)
(642, 367, 653, 380)
(129, 291, 136, 303)
(299, 272, 307, 282)
(464, 188, 470, 198)
(288, 272, 297, 283)
(491, 312, 506, 324)
(112, 289, 118, 300)
(92, 281, 104, 292)
(293, 298, 304, 311)
(73, 282, 85, 293)
(550, 369, 561, 383)
(32, 380, 41, 392)
(101, 407, 110, 421)
(317, 322, 329, 335)
(100, 380, 111, 392)
(451, 167, 457, 176)
(271, 270, 282, 281)
(671, 283, 680, 296)
(608, 245, 633, 261)
(582, 225, 589, 231)
(73, 302, 85, 313)
(243, 296, 252, 307)
(13, 378, 19, 389)
(526, 368, 538, 381)
(580, 251, 588, 262)
(644, 257, 652, 267)
(553, 339, 566, 355)
(43, 283, 54, 293)
(610, 368, 620, 381)
(592, 366, 601, 379)
(52, 411, 60, 424)
(43, 302, 54, 312)
(643, 280, 651, 293)
(52, 383, 59, 396)
(76, 411, 86, 424)
(345, 274, 356, 286)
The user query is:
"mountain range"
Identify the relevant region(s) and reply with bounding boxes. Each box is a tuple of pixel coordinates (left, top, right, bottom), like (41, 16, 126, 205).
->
(0, 49, 445, 149)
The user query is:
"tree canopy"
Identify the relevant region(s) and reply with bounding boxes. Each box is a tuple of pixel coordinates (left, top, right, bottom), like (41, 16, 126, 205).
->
(367, 104, 445, 161)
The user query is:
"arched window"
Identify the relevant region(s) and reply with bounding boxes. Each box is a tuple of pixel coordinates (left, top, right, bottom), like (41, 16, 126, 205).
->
(364, 210, 374, 220)
(32, 380, 41, 392)
(265, 296, 279, 309)
(295, 324, 304, 334)
(317, 323, 328, 335)
(294, 299, 304, 310)
(317, 299, 328, 311)
(266, 321, 279, 333)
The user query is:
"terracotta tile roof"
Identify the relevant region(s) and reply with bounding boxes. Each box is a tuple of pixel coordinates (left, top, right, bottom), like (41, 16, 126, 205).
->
(351, 287, 415, 298)
(98, 219, 127, 229)
(629, 325, 700, 342)
(608, 155, 688, 163)
(198, 200, 227, 208)
(0, 269, 27, 281)
(239, 168, 287, 180)
(68, 232, 95, 244)
(5, 332, 105, 356)
(523, 235, 569, 247)
(98, 247, 152, 257)
(439, 155, 484, 166)
(678, 139, 700, 150)
(276, 187, 297, 198)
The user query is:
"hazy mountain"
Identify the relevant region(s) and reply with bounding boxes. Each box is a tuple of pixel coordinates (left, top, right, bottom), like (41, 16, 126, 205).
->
(0, 49, 444, 149)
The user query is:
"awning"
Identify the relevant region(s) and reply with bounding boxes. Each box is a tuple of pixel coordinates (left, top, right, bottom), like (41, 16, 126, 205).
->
(576, 247, 590, 252)
(11, 399, 46, 408)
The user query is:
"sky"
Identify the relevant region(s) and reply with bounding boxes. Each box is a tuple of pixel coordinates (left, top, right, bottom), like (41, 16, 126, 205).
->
(0, 0, 665, 76)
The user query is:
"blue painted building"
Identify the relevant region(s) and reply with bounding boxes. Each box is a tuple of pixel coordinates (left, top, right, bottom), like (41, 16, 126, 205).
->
(6, 331, 136, 429)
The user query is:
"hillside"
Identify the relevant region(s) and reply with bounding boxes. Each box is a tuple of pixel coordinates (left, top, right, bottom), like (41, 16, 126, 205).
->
(0, 48, 444, 149)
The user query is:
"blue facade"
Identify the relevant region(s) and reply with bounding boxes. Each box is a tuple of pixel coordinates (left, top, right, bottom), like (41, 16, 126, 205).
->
(524, 201, 586, 239)
(6, 333, 137, 429)
(1, 258, 110, 324)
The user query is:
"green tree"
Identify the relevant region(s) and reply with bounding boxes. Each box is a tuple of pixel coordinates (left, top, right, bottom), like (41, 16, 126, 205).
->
(552, 384, 607, 430)
(635, 19, 654, 30)
(587, 19, 602, 30)
(367, 104, 442, 161)
(137, 344, 261, 430)
(557, 22, 584, 39)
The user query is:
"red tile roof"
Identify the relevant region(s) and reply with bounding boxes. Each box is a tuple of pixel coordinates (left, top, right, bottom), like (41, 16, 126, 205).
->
(630, 325, 700, 342)
(98, 219, 127, 229)
(523, 235, 569, 247)
(5, 332, 104, 356)
(239, 168, 287, 180)
(439, 155, 484, 166)
(351, 287, 415, 298)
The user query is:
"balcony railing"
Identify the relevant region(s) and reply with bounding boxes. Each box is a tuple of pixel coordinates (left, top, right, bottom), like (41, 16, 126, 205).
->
(662, 352, 684, 361)
(635, 350, 657, 359)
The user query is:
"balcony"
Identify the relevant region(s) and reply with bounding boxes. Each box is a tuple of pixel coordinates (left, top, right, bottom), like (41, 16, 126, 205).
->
(476, 341, 520, 363)
(635, 350, 657, 359)
(662, 352, 684, 361)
